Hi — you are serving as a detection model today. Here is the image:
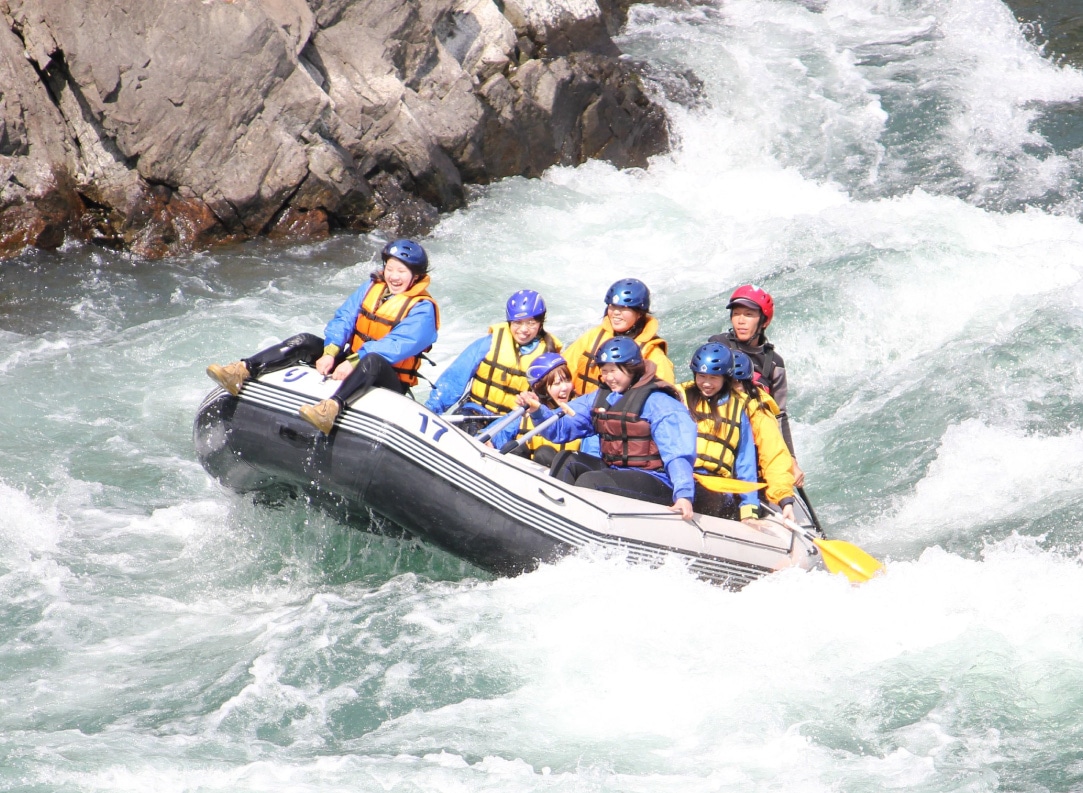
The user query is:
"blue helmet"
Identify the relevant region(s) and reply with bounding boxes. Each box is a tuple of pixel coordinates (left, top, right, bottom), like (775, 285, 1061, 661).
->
(690, 343, 734, 376)
(595, 336, 643, 367)
(604, 278, 650, 313)
(506, 290, 547, 322)
(731, 350, 754, 381)
(528, 352, 567, 385)
(382, 239, 429, 274)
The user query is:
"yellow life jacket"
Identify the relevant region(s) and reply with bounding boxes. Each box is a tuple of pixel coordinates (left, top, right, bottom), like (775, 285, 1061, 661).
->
(567, 316, 673, 395)
(350, 276, 440, 387)
(681, 381, 748, 476)
(468, 324, 561, 415)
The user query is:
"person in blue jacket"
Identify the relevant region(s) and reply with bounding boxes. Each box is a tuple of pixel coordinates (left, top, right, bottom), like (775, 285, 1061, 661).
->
(516, 337, 697, 520)
(681, 343, 760, 522)
(206, 239, 439, 434)
(487, 352, 585, 460)
(424, 290, 560, 429)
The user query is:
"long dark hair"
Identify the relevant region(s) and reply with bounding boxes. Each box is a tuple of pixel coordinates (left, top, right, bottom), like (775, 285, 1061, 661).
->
(686, 377, 738, 438)
(736, 377, 772, 414)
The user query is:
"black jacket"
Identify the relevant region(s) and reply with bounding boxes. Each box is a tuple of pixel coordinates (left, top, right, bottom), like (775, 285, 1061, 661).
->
(708, 329, 795, 456)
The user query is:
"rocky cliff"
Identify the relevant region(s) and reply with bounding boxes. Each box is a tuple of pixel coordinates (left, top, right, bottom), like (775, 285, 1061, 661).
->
(0, 0, 669, 259)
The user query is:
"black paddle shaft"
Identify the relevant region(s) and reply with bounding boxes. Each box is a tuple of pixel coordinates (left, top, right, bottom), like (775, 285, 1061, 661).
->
(797, 486, 824, 535)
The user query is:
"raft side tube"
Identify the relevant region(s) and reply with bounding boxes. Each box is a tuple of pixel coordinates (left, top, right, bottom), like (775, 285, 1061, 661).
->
(193, 366, 823, 586)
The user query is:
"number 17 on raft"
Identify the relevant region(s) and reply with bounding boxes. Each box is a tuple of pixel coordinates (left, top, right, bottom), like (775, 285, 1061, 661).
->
(417, 413, 449, 442)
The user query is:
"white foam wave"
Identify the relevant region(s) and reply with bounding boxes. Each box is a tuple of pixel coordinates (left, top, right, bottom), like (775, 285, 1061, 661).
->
(873, 419, 1083, 542)
(329, 542, 1083, 787)
(0, 481, 63, 559)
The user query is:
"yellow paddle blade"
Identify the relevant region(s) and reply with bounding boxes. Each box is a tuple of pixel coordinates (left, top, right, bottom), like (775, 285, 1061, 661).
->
(694, 474, 766, 494)
(815, 538, 885, 583)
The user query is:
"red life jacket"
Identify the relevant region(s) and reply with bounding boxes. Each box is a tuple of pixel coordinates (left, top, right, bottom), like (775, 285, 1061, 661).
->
(591, 365, 682, 470)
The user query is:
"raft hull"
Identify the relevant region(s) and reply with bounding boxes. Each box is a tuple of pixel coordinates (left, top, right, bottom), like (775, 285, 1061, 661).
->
(194, 366, 823, 586)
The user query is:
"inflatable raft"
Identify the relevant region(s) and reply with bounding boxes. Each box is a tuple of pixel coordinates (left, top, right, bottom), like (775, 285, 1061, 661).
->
(194, 365, 825, 587)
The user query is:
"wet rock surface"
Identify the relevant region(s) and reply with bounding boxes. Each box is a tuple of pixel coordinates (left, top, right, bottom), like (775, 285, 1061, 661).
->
(0, 0, 669, 259)
(1007, 0, 1083, 66)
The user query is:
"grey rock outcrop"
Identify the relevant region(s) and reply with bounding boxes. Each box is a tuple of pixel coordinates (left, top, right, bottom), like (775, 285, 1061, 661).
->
(0, 0, 668, 258)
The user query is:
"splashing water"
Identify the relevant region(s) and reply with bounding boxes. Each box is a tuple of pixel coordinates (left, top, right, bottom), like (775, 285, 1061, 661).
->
(2, 0, 1083, 789)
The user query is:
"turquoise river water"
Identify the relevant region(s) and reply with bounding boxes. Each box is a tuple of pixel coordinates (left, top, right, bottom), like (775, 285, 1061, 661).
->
(3, 0, 1083, 790)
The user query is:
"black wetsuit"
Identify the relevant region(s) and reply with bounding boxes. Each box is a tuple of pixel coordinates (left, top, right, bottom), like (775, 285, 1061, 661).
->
(242, 333, 407, 406)
(708, 329, 795, 456)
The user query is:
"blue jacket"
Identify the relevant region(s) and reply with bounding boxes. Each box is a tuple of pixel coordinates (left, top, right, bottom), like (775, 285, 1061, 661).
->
(529, 389, 697, 501)
(485, 410, 599, 453)
(424, 335, 546, 415)
(489, 411, 526, 451)
(323, 282, 438, 367)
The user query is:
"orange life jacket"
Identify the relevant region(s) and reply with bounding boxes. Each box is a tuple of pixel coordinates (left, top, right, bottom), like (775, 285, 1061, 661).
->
(350, 276, 440, 387)
(568, 316, 671, 395)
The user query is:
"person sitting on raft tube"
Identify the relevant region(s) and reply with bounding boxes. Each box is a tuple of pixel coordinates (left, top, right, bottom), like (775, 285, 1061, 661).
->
(709, 284, 804, 487)
(730, 350, 797, 522)
(490, 352, 582, 465)
(681, 343, 761, 523)
(424, 290, 560, 424)
(205, 239, 439, 435)
(516, 337, 697, 520)
(561, 278, 675, 395)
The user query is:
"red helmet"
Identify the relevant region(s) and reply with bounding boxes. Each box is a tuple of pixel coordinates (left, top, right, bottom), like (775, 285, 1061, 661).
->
(727, 284, 774, 328)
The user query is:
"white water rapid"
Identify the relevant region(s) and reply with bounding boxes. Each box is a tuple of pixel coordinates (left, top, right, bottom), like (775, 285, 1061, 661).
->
(2, 0, 1083, 789)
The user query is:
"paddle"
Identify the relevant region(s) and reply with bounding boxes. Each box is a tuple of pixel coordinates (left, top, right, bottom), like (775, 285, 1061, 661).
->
(445, 413, 493, 424)
(440, 390, 473, 417)
(476, 406, 526, 444)
(797, 485, 824, 534)
(761, 503, 884, 584)
(693, 474, 765, 494)
(498, 402, 576, 455)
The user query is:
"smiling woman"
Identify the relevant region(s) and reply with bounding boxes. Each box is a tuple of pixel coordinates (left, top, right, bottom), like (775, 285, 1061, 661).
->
(561, 277, 677, 394)
(518, 336, 697, 519)
(423, 288, 562, 426)
(205, 239, 440, 434)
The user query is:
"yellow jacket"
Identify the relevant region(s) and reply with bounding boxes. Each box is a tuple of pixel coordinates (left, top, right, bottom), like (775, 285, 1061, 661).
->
(745, 388, 795, 505)
(562, 315, 675, 395)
